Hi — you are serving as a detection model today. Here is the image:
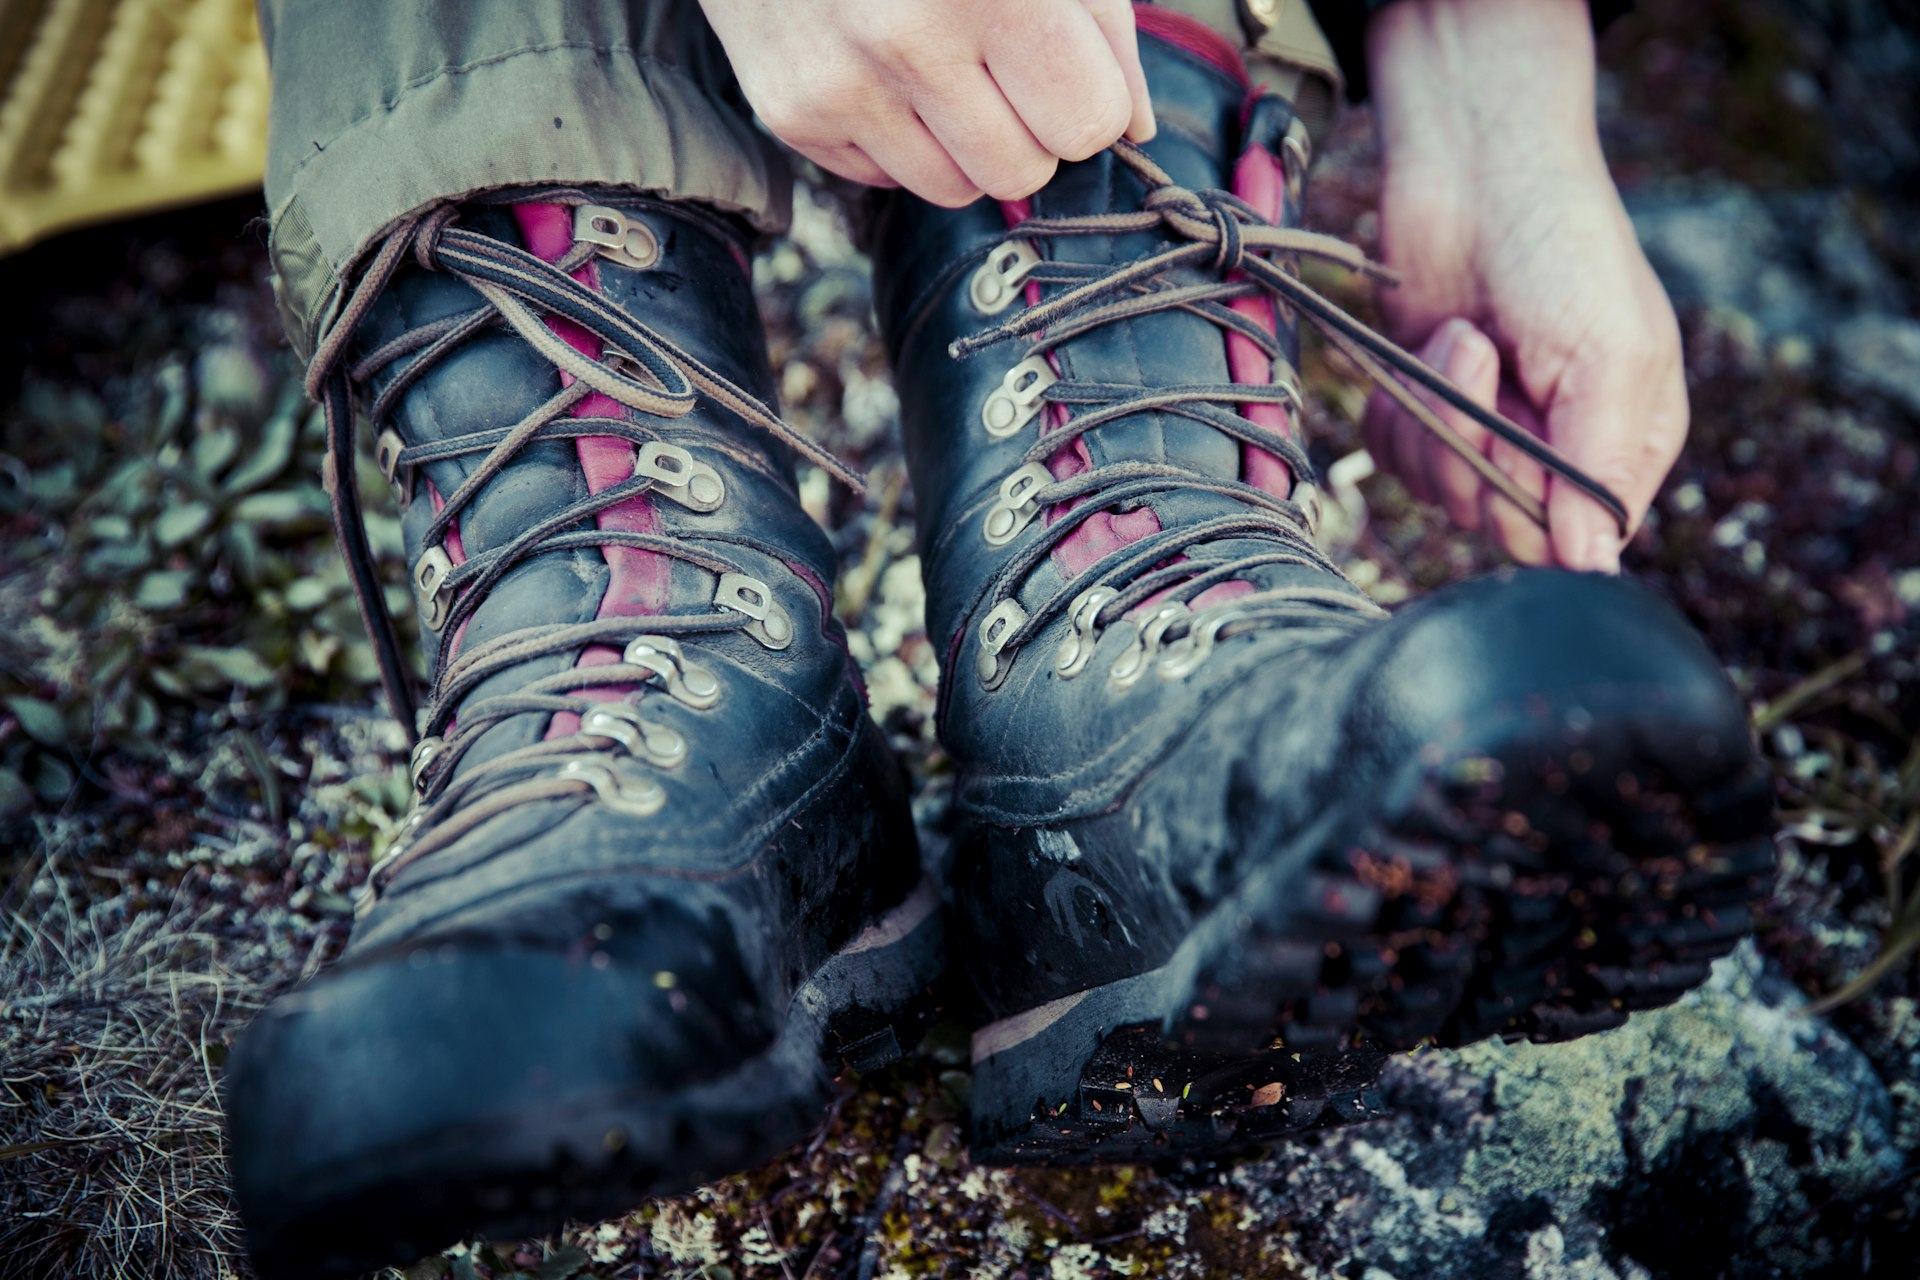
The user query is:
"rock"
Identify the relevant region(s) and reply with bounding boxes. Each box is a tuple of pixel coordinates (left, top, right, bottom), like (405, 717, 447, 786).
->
(1626, 187, 1913, 350)
(1627, 189, 1819, 340)
(1246, 943, 1905, 1280)
(1832, 312, 1920, 421)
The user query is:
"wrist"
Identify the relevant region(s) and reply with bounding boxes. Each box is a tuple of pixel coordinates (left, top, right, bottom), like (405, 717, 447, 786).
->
(1367, 0, 1605, 185)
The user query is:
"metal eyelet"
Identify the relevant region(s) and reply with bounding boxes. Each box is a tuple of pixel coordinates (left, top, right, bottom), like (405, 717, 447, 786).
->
(412, 546, 456, 631)
(1270, 359, 1304, 414)
(1157, 606, 1248, 681)
(376, 429, 410, 505)
(714, 573, 794, 649)
(574, 204, 661, 270)
(981, 355, 1058, 439)
(623, 635, 722, 709)
(581, 703, 687, 768)
(1293, 481, 1324, 537)
(1281, 118, 1312, 204)
(634, 442, 725, 512)
(976, 598, 1030, 689)
(969, 239, 1041, 315)
(408, 735, 446, 794)
(1054, 586, 1119, 679)
(358, 809, 426, 915)
(983, 462, 1054, 547)
(1109, 602, 1190, 688)
(559, 759, 666, 816)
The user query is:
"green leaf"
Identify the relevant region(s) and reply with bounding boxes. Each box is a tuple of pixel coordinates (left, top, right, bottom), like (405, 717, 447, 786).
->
(133, 569, 195, 611)
(364, 511, 406, 558)
(178, 645, 277, 691)
(127, 694, 158, 736)
(233, 489, 327, 529)
(224, 410, 299, 494)
(0, 768, 32, 819)
(235, 730, 284, 824)
(336, 638, 381, 686)
(30, 753, 73, 802)
(91, 514, 134, 542)
(5, 697, 67, 748)
(225, 523, 262, 585)
(28, 462, 76, 506)
(155, 360, 190, 437)
(155, 502, 214, 548)
(296, 628, 341, 675)
(191, 426, 241, 480)
(534, 1246, 591, 1280)
(283, 576, 332, 612)
(84, 542, 155, 577)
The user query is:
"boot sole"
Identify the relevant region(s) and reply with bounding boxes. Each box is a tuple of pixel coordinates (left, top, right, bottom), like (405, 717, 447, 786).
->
(967, 730, 1775, 1165)
(241, 878, 945, 1280)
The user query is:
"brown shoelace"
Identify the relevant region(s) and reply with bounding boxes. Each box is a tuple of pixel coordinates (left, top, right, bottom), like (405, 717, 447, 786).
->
(302, 195, 861, 907)
(944, 140, 1628, 667)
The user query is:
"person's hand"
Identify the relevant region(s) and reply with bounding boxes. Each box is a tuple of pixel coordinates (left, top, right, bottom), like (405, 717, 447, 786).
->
(1360, 0, 1686, 573)
(696, 0, 1156, 207)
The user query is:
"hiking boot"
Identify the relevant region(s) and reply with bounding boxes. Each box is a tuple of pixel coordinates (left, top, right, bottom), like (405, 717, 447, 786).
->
(224, 193, 940, 1277)
(869, 10, 1773, 1164)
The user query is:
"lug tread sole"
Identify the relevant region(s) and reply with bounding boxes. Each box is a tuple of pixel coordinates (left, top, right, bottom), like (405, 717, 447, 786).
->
(972, 749, 1775, 1166)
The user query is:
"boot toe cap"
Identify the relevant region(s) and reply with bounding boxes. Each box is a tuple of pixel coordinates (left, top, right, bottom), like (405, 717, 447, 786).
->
(1363, 569, 1755, 777)
(224, 904, 794, 1277)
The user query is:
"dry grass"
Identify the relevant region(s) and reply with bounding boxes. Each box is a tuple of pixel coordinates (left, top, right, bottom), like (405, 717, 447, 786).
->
(0, 867, 265, 1280)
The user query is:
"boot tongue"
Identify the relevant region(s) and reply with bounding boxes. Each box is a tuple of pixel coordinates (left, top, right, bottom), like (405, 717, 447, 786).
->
(1028, 9, 1299, 594)
(353, 202, 671, 774)
(509, 202, 670, 741)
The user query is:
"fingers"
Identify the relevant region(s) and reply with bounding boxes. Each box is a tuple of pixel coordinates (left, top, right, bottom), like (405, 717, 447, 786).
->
(722, 0, 1145, 204)
(1078, 0, 1157, 142)
(1541, 308, 1690, 574)
(1480, 382, 1552, 566)
(853, 118, 985, 208)
(1361, 318, 1500, 529)
(789, 140, 897, 190)
(914, 66, 1059, 200)
(985, 1, 1135, 162)
(1420, 321, 1499, 533)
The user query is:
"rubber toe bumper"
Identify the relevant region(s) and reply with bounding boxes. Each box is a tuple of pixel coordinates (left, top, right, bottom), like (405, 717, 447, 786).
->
(226, 881, 943, 1280)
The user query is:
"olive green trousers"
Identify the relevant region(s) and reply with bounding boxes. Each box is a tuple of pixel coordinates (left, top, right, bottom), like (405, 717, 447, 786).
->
(258, 0, 1339, 361)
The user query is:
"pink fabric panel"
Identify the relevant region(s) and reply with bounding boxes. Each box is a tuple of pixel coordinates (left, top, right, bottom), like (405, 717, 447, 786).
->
(1133, 5, 1250, 86)
(996, 201, 1169, 581)
(512, 203, 671, 738)
(1229, 141, 1297, 500)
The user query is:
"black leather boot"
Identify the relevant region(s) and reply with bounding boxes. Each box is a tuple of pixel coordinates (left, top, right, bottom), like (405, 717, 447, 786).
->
(224, 194, 940, 1277)
(871, 11, 1773, 1164)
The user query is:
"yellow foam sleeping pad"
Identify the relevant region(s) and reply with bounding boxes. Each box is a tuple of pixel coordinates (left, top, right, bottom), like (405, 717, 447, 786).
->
(0, 0, 267, 257)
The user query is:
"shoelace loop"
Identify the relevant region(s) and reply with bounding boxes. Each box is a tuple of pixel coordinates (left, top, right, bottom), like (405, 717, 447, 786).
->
(943, 140, 1631, 687)
(302, 195, 858, 909)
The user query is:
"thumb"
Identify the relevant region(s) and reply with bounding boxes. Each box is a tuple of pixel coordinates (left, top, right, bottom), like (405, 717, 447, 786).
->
(1547, 465, 1626, 575)
(1542, 363, 1656, 576)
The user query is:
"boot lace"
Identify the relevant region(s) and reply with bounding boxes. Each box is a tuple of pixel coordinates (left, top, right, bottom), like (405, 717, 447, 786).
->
(947, 141, 1627, 686)
(303, 196, 860, 907)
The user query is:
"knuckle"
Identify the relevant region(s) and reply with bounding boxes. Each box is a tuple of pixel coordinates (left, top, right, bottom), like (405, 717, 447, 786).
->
(867, 15, 940, 76)
(1049, 90, 1130, 160)
(939, 181, 987, 209)
(986, 156, 1057, 200)
(916, 172, 984, 209)
(752, 90, 801, 137)
(754, 85, 824, 141)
